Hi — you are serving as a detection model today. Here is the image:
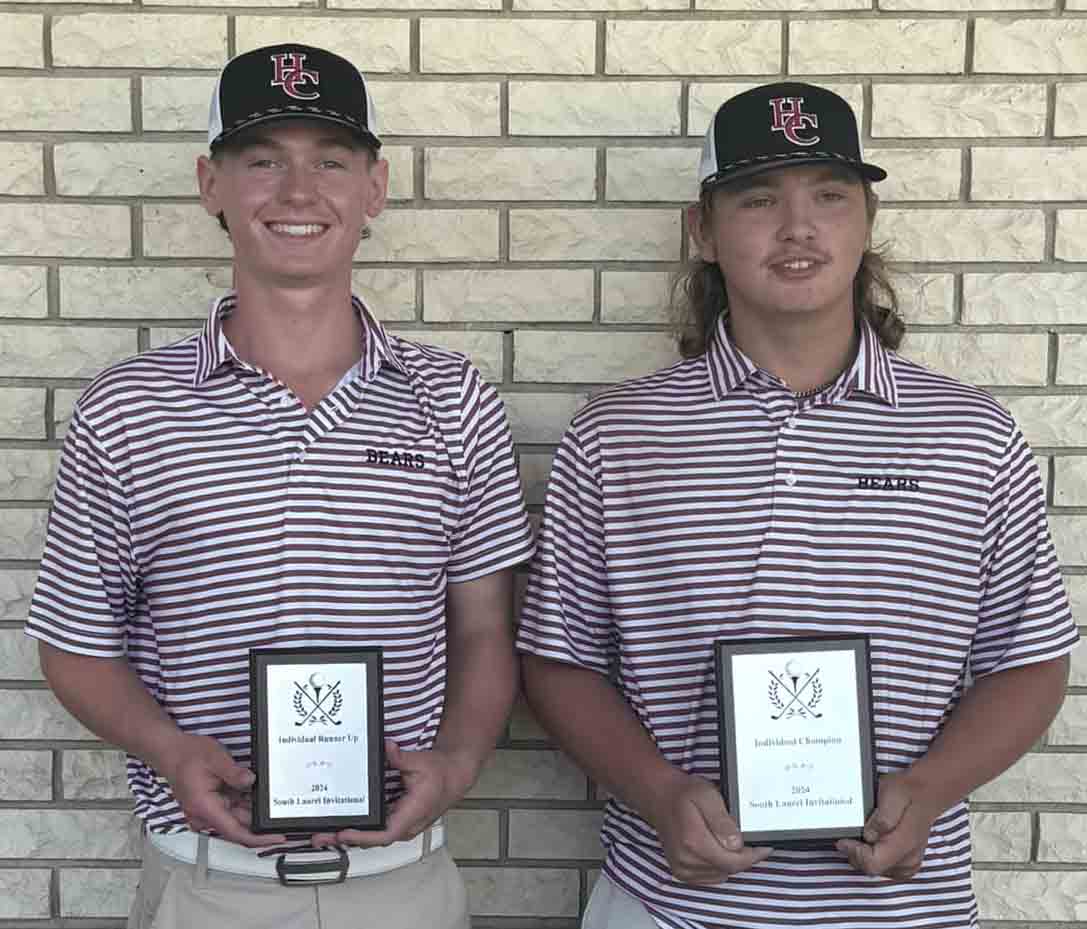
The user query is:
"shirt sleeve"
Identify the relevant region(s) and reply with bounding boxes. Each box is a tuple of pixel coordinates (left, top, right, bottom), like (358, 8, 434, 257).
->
(516, 422, 614, 674)
(970, 423, 1079, 677)
(25, 408, 137, 657)
(446, 362, 535, 583)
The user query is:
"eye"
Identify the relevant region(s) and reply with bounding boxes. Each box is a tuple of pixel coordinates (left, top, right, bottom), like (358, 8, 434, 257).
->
(247, 158, 280, 170)
(818, 188, 849, 203)
(741, 195, 774, 209)
(318, 159, 347, 170)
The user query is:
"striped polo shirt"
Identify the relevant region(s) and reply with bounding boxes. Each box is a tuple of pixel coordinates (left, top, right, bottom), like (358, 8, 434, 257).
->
(517, 316, 1076, 929)
(28, 293, 535, 832)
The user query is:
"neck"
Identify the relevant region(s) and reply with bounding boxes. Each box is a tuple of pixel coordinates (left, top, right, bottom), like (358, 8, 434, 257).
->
(727, 306, 858, 394)
(224, 274, 363, 407)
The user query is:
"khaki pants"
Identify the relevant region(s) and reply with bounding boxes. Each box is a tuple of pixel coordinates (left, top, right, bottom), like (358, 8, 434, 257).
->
(582, 873, 661, 929)
(129, 836, 470, 929)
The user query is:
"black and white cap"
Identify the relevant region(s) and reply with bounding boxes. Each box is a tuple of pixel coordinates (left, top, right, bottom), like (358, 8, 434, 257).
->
(208, 43, 381, 150)
(698, 82, 885, 190)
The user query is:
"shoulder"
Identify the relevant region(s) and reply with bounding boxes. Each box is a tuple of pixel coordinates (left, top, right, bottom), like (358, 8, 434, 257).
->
(387, 334, 478, 384)
(889, 351, 1016, 429)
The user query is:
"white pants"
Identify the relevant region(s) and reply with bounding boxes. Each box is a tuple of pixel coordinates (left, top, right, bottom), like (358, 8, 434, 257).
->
(582, 873, 660, 929)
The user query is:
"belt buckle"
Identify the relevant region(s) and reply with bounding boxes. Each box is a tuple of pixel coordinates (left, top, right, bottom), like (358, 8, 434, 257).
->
(275, 846, 350, 886)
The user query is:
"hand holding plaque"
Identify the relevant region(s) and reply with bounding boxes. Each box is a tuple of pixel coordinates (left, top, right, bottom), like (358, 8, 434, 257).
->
(250, 648, 385, 835)
(715, 636, 876, 847)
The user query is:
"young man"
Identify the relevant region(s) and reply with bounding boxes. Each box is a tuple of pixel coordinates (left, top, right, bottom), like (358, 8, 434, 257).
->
(518, 83, 1076, 928)
(27, 44, 534, 929)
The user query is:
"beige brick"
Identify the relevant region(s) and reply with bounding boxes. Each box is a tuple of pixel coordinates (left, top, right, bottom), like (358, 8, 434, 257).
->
(502, 392, 589, 443)
(1039, 813, 1087, 863)
(510, 209, 680, 261)
(515, 330, 678, 383)
(467, 749, 585, 799)
(510, 81, 681, 136)
(882, 0, 1051, 6)
(509, 809, 605, 859)
(0, 205, 130, 258)
(143, 204, 233, 259)
(1052, 515, 1087, 567)
(0, 688, 97, 739)
(372, 81, 499, 136)
(54, 389, 83, 441)
(0, 390, 45, 439)
(445, 809, 500, 860)
(974, 148, 1087, 201)
(0, 142, 44, 194)
(969, 811, 1031, 862)
(0, 751, 51, 801)
(869, 149, 960, 201)
(689, 82, 863, 137)
(1057, 211, 1087, 261)
(336, 0, 498, 7)
(61, 869, 140, 918)
(381, 146, 414, 200)
(965, 273, 1087, 326)
(0, 15, 44, 67)
(55, 142, 203, 197)
(1059, 336, 1087, 386)
(972, 752, 1087, 802)
(1056, 83, 1087, 137)
(520, 452, 554, 506)
(0, 509, 47, 560)
(0, 451, 59, 501)
(426, 147, 595, 201)
(606, 20, 779, 76)
(790, 20, 964, 74)
(607, 147, 700, 202)
(1050, 694, 1087, 746)
(142, 76, 216, 132)
(875, 209, 1043, 262)
(1067, 597, 1086, 645)
(699, 0, 869, 7)
(516, 0, 685, 7)
(1005, 397, 1087, 449)
(601, 271, 672, 323)
(901, 333, 1046, 387)
(1, 325, 136, 377)
(236, 17, 409, 73)
(0, 593, 39, 645)
(352, 269, 416, 321)
(425, 270, 593, 322)
(872, 83, 1045, 138)
(974, 870, 1087, 920)
(0, 78, 130, 131)
(890, 272, 955, 325)
(464, 868, 579, 917)
(152, 0, 298, 8)
(370, 210, 499, 262)
(63, 750, 129, 800)
(0, 625, 44, 676)
(0, 267, 48, 318)
(975, 19, 1087, 73)
(398, 330, 503, 382)
(0, 870, 50, 919)
(53, 14, 225, 67)
(0, 810, 138, 859)
(422, 19, 594, 74)
(60, 267, 230, 320)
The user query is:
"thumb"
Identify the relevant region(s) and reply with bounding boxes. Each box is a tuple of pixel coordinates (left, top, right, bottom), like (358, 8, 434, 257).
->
(864, 788, 910, 843)
(693, 786, 743, 851)
(384, 739, 415, 772)
(207, 750, 255, 790)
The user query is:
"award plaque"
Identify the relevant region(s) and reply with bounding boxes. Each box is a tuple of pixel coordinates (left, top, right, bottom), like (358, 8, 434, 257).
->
(715, 636, 876, 847)
(250, 647, 385, 834)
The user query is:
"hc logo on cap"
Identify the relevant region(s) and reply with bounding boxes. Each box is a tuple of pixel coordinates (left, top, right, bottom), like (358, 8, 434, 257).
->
(271, 52, 320, 102)
(769, 97, 820, 147)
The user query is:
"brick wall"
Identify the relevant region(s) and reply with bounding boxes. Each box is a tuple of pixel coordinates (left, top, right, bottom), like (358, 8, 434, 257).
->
(0, 1, 1085, 925)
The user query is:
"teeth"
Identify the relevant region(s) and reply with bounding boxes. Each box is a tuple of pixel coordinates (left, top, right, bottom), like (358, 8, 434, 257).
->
(782, 259, 814, 271)
(268, 223, 325, 237)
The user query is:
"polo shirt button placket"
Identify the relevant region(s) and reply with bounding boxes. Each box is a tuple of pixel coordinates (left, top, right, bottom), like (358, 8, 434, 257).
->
(785, 471, 798, 487)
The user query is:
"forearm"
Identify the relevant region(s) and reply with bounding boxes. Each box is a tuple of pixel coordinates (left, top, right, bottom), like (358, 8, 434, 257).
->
(38, 642, 185, 773)
(521, 654, 688, 819)
(906, 655, 1070, 811)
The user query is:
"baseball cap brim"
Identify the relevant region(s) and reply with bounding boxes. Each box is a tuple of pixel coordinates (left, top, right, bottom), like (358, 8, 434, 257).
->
(211, 111, 381, 151)
(701, 151, 886, 191)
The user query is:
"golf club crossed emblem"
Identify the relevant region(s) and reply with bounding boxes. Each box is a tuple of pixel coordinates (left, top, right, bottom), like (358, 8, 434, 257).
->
(293, 672, 343, 726)
(768, 660, 823, 720)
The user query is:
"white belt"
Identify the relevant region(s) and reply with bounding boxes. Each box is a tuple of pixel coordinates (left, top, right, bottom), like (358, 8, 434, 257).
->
(149, 823, 445, 885)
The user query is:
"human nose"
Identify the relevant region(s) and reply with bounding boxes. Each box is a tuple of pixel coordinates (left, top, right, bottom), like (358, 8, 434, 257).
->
(278, 163, 318, 203)
(777, 193, 816, 241)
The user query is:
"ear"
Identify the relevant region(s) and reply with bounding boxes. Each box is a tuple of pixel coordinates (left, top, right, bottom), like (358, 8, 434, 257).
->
(363, 157, 389, 220)
(196, 155, 222, 219)
(687, 202, 716, 263)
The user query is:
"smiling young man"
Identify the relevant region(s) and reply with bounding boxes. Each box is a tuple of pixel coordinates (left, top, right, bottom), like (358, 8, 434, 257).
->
(26, 44, 534, 929)
(518, 83, 1076, 928)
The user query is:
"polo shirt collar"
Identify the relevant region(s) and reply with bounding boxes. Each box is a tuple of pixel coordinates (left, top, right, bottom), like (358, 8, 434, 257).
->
(705, 312, 899, 408)
(193, 292, 407, 387)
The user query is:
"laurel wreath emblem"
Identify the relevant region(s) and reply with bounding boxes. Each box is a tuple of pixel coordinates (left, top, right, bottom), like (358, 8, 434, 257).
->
(768, 675, 823, 718)
(293, 686, 344, 725)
